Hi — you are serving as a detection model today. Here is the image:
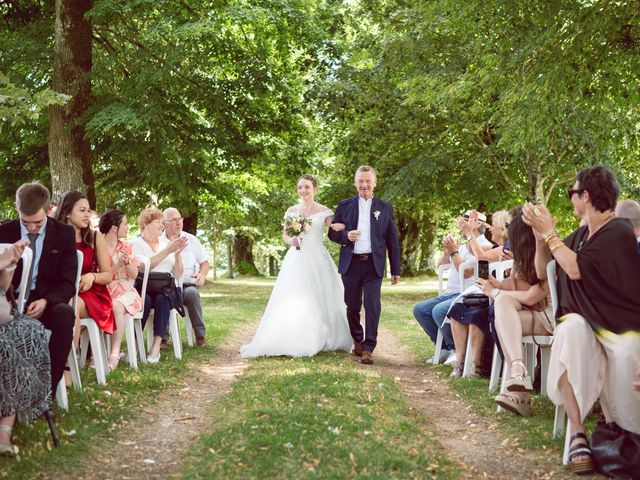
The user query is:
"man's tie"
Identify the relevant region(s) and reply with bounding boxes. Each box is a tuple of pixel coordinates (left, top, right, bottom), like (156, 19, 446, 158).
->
(24, 232, 39, 303)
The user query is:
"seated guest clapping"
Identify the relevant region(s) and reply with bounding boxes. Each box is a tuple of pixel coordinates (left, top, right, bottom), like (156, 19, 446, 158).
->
(130, 207, 187, 363)
(523, 166, 640, 475)
(414, 210, 493, 365)
(0, 241, 52, 457)
(477, 207, 553, 414)
(99, 210, 142, 371)
(55, 192, 115, 348)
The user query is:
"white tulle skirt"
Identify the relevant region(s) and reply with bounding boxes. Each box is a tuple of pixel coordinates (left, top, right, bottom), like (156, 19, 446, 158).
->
(240, 244, 353, 358)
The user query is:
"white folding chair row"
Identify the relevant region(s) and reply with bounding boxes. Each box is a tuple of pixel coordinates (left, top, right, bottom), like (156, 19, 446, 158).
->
(56, 251, 84, 410)
(431, 263, 451, 364)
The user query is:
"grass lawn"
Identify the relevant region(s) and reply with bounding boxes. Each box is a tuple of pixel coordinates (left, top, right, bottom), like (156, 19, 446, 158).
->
(380, 279, 597, 453)
(0, 278, 271, 480)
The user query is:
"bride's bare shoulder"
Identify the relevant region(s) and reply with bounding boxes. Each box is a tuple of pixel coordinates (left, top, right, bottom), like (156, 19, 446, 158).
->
(285, 206, 300, 215)
(314, 204, 333, 214)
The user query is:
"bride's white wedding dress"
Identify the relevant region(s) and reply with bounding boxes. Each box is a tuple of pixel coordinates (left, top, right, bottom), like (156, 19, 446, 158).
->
(240, 209, 353, 358)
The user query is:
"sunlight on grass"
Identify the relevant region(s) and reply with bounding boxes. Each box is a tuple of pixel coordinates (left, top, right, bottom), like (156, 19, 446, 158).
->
(181, 353, 457, 480)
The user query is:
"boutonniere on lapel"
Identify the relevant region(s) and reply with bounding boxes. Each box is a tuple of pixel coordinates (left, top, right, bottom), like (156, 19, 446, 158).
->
(373, 210, 381, 221)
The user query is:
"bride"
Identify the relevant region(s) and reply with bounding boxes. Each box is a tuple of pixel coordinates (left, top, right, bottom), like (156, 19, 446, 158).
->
(240, 174, 353, 358)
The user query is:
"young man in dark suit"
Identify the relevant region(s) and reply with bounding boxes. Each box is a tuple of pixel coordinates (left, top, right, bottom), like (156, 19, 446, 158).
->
(329, 166, 401, 364)
(0, 182, 77, 394)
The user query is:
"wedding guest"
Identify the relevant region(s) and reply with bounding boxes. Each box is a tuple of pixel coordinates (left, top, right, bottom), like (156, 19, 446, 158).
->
(477, 207, 553, 414)
(130, 207, 186, 362)
(162, 207, 210, 347)
(615, 199, 640, 253)
(414, 210, 492, 366)
(55, 192, 115, 348)
(99, 210, 142, 371)
(463, 210, 512, 262)
(523, 166, 640, 475)
(0, 182, 76, 396)
(0, 241, 52, 457)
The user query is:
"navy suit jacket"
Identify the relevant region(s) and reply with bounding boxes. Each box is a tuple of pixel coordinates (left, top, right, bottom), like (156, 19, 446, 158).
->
(328, 195, 401, 278)
(0, 218, 77, 306)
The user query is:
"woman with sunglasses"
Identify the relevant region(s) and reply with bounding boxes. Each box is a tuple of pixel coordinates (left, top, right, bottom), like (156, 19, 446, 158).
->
(523, 166, 640, 475)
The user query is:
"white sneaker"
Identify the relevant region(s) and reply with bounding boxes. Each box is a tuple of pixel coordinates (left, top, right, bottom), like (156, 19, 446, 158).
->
(426, 349, 450, 365)
(444, 351, 458, 366)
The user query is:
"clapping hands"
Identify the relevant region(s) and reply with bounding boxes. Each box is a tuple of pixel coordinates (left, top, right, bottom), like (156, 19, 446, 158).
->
(0, 239, 29, 271)
(167, 236, 188, 255)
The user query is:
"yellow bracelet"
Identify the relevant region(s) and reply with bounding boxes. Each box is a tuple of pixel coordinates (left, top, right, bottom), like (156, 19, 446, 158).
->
(544, 231, 559, 245)
(549, 242, 564, 254)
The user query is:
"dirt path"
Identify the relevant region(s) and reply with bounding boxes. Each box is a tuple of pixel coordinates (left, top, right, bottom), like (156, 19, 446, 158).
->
(373, 326, 599, 480)
(56, 321, 599, 480)
(59, 323, 256, 480)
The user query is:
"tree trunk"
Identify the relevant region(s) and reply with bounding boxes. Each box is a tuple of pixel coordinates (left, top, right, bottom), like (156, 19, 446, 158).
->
(226, 240, 233, 278)
(233, 233, 258, 274)
(48, 0, 94, 206)
(396, 213, 420, 277)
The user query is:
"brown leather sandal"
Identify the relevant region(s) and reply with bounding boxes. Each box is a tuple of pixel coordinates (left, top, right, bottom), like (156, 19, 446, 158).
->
(567, 432, 594, 475)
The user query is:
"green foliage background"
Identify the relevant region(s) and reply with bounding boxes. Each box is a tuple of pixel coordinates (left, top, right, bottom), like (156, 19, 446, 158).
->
(1, 0, 639, 272)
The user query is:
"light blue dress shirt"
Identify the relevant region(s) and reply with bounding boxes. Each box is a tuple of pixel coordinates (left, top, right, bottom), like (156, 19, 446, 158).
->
(20, 217, 48, 291)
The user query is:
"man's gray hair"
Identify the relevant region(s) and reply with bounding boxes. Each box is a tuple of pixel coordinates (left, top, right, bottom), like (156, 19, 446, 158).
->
(163, 207, 180, 219)
(355, 165, 376, 179)
(615, 199, 640, 229)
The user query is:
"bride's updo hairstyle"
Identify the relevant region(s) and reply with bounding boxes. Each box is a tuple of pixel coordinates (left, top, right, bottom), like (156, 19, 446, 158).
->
(298, 174, 318, 188)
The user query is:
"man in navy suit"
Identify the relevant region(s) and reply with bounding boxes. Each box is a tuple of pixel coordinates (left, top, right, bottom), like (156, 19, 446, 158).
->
(0, 182, 77, 394)
(329, 166, 401, 364)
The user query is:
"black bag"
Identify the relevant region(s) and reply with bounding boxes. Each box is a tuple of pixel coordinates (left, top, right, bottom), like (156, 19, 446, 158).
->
(590, 421, 640, 479)
(135, 271, 185, 317)
(462, 293, 489, 308)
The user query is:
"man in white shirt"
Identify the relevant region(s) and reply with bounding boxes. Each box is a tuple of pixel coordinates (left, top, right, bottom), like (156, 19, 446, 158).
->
(413, 211, 493, 363)
(163, 208, 210, 347)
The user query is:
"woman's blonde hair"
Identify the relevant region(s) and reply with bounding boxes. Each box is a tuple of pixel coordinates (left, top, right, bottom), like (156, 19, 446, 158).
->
(138, 206, 163, 231)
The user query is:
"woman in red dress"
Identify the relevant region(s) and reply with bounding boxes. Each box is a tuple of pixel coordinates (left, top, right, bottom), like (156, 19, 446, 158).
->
(56, 191, 115, 348)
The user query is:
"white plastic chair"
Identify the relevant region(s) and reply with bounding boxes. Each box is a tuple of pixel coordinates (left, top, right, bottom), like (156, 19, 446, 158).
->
(0, 243, 33, 314)
(488, 260, 514, 391)
(123, 256, 150, 370)
(431, 263, 451, 364)
(55, 250, 84, 410)
(495, 260, 557, 414)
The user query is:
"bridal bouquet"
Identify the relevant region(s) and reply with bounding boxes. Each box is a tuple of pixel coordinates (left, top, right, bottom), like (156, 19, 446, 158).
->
(283, 213, 312, 250)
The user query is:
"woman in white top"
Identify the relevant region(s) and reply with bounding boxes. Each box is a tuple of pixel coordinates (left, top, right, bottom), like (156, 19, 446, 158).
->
(130, 207, 187, 362)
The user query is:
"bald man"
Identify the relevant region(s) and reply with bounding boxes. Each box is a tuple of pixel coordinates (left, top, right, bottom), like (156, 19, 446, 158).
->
(162, 208, 210, 347)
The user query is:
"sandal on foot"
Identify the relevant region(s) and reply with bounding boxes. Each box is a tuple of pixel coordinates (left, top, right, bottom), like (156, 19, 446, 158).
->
(505, 359, 533, 392)
(495, 392, 531, 416)
(450, 361, 463, 378)
(463, 363, 482, 379)
(0, 425, 15, 457)
(568, 432, 594, 475)
(108, 353, 120, 372)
